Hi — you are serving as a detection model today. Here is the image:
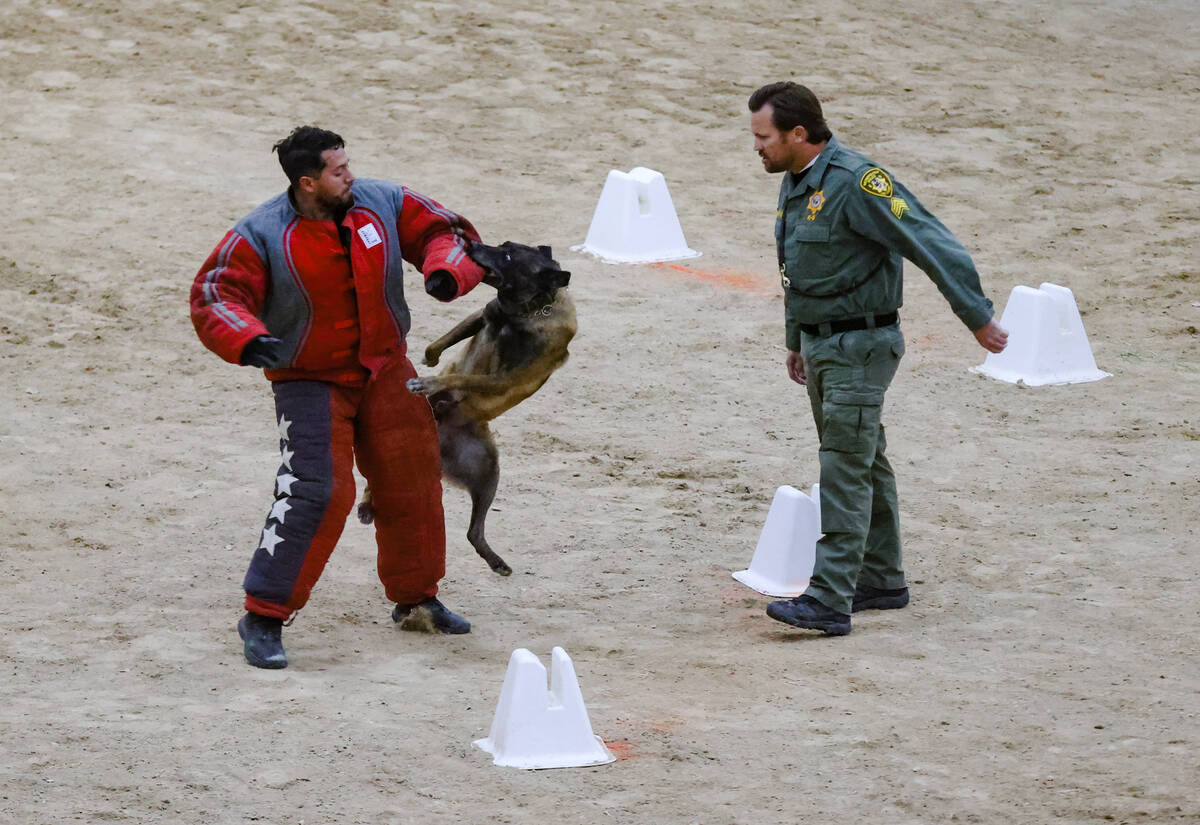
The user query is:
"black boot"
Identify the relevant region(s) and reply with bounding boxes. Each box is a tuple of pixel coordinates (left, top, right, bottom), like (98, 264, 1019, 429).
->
(852, 584, 910, 613)
(766, 594, 852, 635)
(238, 612, 288, 668)
(392, 597, 471, 634)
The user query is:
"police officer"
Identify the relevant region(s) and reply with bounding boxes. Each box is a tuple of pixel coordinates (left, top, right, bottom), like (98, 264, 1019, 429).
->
(748, 82, 1008, 635)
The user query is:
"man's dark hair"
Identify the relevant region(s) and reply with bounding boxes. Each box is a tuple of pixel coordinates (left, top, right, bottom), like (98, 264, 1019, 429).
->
(272, 126, 345, 186)
(748, 82, 833, 144)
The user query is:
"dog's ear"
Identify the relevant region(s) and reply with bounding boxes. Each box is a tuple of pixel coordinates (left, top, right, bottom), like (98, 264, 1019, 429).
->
(538, 245, 553, 258)
(555, 269, 571, 287)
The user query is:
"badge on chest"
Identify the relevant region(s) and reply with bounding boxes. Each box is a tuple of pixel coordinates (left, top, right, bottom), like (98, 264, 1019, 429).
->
(806, 190, 826, 221)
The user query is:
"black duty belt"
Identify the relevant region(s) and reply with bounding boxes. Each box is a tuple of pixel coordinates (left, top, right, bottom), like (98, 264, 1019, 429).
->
(798, 311, 899, 338)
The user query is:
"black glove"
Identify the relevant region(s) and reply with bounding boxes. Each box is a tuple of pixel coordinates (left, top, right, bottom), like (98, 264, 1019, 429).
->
(424, 269, 458, 301)
(240, 336, 283, 367)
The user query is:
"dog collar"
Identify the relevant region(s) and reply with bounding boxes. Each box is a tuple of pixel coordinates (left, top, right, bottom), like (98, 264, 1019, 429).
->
(491, 294, 558, 319)
(520, 303, 555, 318)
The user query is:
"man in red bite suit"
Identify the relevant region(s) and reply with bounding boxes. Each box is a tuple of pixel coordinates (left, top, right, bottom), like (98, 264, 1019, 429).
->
(191, 126, 488, 669)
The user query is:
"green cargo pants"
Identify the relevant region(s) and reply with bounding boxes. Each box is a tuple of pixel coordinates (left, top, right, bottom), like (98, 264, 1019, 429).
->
(801, 324, 907, 614)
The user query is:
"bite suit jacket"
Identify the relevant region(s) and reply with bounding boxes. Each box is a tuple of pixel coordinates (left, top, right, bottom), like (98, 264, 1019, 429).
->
(191, 178, 486, 385)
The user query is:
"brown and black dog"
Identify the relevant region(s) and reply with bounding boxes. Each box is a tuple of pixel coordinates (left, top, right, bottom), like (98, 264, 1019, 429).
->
(358, 240, 576, 576)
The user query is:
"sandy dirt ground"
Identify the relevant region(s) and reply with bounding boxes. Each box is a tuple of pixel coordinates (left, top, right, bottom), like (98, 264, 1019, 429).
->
(2, 0, 1198, 822)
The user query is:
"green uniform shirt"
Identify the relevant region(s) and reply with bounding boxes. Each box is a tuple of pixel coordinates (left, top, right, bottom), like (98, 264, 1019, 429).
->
(776, 136, 994, 352)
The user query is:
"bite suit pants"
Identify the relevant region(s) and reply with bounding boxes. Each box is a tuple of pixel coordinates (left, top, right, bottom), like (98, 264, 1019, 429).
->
(243, 356, 446, 619)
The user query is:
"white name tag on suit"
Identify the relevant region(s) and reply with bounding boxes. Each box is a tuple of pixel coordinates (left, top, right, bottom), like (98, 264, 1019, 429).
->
(356, 224, 383, 249)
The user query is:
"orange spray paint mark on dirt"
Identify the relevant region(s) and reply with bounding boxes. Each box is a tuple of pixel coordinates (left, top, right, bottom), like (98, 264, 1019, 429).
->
(650, 262, 777, 295)
(604, 739, 638, 760)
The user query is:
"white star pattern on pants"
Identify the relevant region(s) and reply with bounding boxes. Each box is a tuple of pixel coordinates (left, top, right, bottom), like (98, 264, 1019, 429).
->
(277, 414, 292, 441)
(269, 497, 293, 524)
(276, 473, 298, 497)
(280, 446, 295, 470)
(259, 523, 284, 556)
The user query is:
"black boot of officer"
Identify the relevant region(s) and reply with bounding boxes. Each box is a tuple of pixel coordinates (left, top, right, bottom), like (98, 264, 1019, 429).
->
(766, 595, 852, 635)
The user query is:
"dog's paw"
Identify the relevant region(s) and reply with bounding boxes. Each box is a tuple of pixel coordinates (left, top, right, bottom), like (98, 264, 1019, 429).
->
(423, 349, 441, 367)
(357, 501, 375, 525)
(406, 376, 437, 395)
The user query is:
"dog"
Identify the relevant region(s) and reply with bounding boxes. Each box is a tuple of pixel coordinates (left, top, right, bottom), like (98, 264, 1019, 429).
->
(358, 240, 576, 576)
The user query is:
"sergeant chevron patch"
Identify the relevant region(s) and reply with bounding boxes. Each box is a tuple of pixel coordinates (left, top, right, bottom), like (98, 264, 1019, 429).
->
(890, 197, 909, 219)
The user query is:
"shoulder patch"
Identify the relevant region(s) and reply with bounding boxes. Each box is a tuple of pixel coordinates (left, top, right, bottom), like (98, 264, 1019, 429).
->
(859, 168, 894, 198)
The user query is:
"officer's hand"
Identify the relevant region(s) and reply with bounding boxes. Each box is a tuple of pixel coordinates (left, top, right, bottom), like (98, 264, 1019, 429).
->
(240, 335, 283, 367)
(973, 320, 1008, 354)
(786, 350, 807, 385)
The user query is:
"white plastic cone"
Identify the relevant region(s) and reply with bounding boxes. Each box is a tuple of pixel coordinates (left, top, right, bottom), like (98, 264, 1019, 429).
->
(473, 647, 615, 770)
(972, 282, 1111, 386)
(571, 167, 700, 264)
(732, 484, 821, 597)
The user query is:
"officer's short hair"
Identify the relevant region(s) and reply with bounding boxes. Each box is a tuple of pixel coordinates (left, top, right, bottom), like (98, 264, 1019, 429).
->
(272, 126, 345, 186)
(748, 82, 833, 144)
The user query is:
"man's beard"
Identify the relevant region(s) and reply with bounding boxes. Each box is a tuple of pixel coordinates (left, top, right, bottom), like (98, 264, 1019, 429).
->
(318, 188, 354, 214)
(761, 154, 787, 174)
